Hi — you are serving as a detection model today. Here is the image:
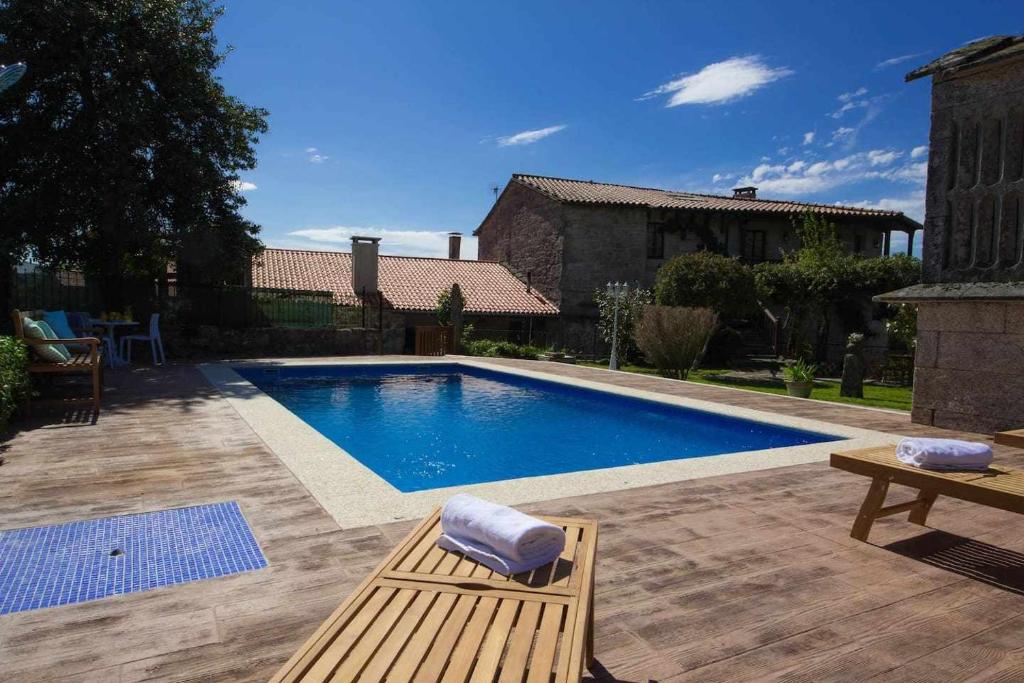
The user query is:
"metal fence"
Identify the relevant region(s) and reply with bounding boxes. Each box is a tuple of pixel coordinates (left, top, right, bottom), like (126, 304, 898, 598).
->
(9, 268, 373, 330)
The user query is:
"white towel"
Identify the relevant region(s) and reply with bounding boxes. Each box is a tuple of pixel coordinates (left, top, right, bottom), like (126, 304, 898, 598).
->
(436, 494, 566, 575)
(896, 437, 993, 471)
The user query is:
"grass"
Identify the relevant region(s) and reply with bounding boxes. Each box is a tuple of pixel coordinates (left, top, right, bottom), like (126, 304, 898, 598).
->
(579, 362, 913, 411)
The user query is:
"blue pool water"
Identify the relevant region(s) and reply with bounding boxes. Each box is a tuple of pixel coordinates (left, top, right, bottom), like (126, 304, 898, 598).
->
(236, 364, 842, 492)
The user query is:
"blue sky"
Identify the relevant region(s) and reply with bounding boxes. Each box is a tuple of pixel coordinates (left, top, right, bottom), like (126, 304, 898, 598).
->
(216, 1, 1022, 259)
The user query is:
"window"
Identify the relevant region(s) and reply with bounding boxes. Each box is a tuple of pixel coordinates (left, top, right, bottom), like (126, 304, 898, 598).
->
(646, 223, 665, 259)
(741, 230, 766, 263)
(854, 234, 864, 254)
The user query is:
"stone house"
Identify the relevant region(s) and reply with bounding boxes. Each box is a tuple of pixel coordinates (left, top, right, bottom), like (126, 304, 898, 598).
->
(250, 235, 558, 352)
(880, 35, 1024, 433)
(475, 174, 922, 350)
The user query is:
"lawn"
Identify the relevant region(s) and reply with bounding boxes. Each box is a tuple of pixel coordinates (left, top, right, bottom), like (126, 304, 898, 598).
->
(579, 362, 913, 411)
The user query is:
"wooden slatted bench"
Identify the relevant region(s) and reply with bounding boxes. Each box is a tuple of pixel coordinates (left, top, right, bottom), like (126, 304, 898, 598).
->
(270, 508, 598, 682)
(995, 429, 1024, 449)
(11, 309, 103, 413)
(831, 446, 1024, 542)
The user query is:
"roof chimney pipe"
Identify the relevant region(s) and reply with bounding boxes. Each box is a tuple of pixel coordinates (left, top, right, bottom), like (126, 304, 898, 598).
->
(351, 236, 380, 294)
(732, 186, 757, 199)
(447, 232, 462, 260)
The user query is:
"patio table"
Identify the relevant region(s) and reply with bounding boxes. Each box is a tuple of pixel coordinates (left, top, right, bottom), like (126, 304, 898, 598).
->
(89, 319, 138, 368)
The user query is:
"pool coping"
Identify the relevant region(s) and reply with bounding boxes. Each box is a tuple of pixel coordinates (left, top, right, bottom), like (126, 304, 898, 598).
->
(199, 357, 901, 528)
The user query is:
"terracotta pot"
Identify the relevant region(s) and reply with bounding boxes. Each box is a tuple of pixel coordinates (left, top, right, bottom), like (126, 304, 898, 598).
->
(785, 380, 814, 398)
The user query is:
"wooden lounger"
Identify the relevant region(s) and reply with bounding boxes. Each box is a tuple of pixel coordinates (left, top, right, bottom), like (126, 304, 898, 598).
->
(270, 508, 598, 682)
(831, 446, 1024, 542)
(995, 429, 1024, 449)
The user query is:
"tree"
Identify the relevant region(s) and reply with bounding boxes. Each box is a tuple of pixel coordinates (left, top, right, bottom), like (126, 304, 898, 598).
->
(593, 285, 651, 363)
(435, 285, 465, 327)
(0, 0, 269, 308)
(653, 251, 757, 320)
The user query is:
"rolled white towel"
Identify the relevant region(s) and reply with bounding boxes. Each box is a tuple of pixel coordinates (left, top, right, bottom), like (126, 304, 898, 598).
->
(436, 494, 566, 575)
(896, 437, 993, 471)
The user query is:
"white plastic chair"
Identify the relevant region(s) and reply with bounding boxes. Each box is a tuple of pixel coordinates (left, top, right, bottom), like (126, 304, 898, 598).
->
(119, 313, 166, 365)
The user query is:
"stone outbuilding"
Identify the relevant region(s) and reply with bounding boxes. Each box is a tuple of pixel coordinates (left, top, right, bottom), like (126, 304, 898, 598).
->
(879, 35, 1024, 433)
(475, 173, 921, 350)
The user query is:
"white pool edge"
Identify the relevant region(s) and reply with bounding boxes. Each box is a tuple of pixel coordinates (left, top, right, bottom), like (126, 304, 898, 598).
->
(199, 357, 902, 528)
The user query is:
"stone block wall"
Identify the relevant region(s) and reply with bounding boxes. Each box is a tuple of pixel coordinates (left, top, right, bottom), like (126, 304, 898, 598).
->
(912, 300, 1024, 432)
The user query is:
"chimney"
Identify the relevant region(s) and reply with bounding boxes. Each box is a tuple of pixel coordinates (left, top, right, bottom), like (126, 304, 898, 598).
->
(351, 236, 380, 294)
(447, 232, 462, 260)
(732, 186, 757, 199)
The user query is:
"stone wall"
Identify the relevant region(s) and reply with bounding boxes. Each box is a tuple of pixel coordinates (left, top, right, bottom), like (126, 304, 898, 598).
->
(162, 323, 404, 360)
(912, 300, 1024, 432)
(476, 181, 565, 307)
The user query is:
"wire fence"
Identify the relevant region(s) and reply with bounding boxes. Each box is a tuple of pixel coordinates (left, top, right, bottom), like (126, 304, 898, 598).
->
(9, 267, 373, 330)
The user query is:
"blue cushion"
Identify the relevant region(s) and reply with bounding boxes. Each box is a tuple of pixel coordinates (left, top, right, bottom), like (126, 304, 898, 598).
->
(23, 318, 72, 363)
(43, 310, 76, 340)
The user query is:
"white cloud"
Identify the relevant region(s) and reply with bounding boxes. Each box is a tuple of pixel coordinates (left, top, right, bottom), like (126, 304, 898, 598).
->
(231, 180, 257, 192)
(911, 145, 929, 159)
(305, 147, 329, 163)
(285, 227, 479, 259)
(832, 127, 856, 143)
(837, 87, 868, 103)
(841, 189, 925, 222)
(802, 131, 815, 145)
(641, 55, 792, 107)
(876, 52, 929, 69)
(496, 124, 567, 146)
(712, 172, 734, 183)
(732, 149, 928, 198)
(867, 149, 902, 166)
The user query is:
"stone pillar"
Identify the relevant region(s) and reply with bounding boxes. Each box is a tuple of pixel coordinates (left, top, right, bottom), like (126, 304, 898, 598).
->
(883, 230, 891, 257)
(906, 229, 916, 257)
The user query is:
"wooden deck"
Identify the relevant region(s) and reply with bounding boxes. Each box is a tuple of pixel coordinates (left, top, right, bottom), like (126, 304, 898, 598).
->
(1, 358, 1024, 682)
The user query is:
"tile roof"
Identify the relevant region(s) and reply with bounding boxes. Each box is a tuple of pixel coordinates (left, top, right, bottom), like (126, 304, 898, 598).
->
(906, 35, 1024, 81)
(506, 174, 921, 228)
(252, 248, 558, 316)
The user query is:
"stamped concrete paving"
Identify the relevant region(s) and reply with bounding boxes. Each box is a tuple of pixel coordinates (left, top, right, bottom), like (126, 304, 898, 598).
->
(1, 358, 1023, 682)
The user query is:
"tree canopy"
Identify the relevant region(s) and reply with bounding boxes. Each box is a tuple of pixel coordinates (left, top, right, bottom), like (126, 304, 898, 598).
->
(0, 0, 268, 305)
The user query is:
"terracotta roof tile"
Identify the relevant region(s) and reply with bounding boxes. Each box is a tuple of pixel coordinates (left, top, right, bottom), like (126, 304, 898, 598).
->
(510, 174, 921, 227)
(252, 249, 558, 316)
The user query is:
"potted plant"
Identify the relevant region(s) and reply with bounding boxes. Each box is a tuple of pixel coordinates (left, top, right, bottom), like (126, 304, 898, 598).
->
(783, 358, 817, 398)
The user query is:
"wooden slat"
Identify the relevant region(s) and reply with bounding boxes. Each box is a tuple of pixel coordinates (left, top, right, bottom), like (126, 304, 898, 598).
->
(439, 596, 500, 682)
(302, 586, 397, 682)
(413, 595, 479, 682)
(328, 588, 418, 681)
(358, 590, 439, 681)
(551, 526, 582, 588)
(380, 571, 577, 597)
(468, 600, 520, 683)
(526, 603, 565, 683)
(995, 429, 1024, 449)
(385, 592, 460, 681)
(375, 578, 571, 606)
(497, 601, 542, 683)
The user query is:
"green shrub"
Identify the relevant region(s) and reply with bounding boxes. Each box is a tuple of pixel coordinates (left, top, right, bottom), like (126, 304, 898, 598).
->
(0, 336, 30, 430)
(635, 305, 718, 379)
(592, 285, 651, 363)
(463, 339, 545, 360)
(654, 251, 757, 319)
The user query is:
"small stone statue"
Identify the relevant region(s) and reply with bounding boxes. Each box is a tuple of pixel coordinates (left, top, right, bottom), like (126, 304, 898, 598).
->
(840, 333, 866, 398)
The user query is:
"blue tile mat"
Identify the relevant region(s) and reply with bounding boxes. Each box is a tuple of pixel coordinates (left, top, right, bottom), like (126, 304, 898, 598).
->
(0, 501, 267, 615)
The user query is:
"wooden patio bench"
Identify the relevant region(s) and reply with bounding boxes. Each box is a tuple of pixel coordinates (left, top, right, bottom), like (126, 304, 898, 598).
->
(831, 445, 1024, 542)
(270, 508, 598, 682)
(11, 309, 103, 413)
(995, 429, 1024, 449)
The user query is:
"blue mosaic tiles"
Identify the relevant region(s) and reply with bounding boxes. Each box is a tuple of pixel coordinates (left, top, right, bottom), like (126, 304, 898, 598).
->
(0, 501, 267, 615)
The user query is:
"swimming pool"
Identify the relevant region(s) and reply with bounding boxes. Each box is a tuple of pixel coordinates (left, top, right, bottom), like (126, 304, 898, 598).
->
(235, 363, 842, 492)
